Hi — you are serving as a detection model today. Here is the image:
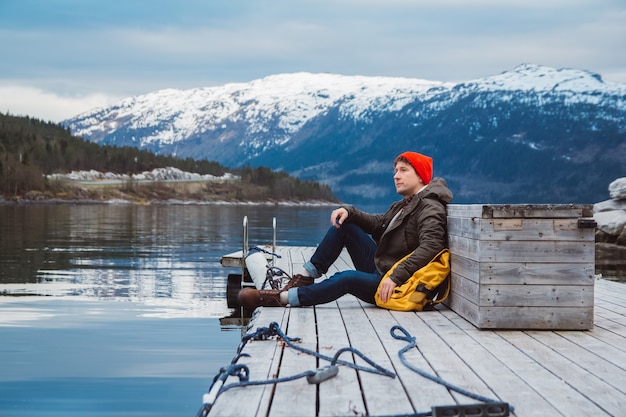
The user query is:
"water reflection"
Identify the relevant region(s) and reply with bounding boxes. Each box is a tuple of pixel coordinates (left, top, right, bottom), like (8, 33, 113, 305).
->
(0, 203, 337, 416)
(0, 204, 332, 318)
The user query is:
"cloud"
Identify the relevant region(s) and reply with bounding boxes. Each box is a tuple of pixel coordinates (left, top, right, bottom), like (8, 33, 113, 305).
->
(0, 0, 624, 122)
(0, 85, 121, 123)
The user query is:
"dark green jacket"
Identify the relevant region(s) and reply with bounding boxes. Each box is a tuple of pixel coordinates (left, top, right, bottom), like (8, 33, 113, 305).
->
(342, 177, 453, 285)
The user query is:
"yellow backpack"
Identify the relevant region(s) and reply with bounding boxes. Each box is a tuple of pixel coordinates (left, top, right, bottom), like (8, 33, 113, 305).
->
(375, 248, 451, 312)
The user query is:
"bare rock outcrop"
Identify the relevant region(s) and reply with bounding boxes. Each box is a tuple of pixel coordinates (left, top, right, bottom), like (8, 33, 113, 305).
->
(594, 178, 626, 278)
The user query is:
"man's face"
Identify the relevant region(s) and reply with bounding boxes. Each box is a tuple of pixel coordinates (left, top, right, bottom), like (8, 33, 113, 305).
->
(393, 161, 424, 197)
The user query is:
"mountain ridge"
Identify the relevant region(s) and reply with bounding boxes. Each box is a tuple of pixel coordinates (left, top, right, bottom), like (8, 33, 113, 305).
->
(64, 64, 626, 207)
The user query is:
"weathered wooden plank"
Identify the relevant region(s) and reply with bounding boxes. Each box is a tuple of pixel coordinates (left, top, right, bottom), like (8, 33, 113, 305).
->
(586, 314, 626, 352)
(452, 257, 595, 286)
(594, 294, 626, 319)
(207, 307, 288, 417)
(221, 250, 246, 268)
(390, 307, 497, 408)
(452, 237, 595, 263)
(253, 308, 290, 417)
(335, 296, 412, 416)
(449, 269, 480, 304)
(281, 246, 308, 276)
(596, 280, 626, 305)
(448, 234, 481, 260)
(447, 204, 594, 219)
(479, 306, 593, 329)
(449, 274, 596, 308)
(594, 291, 626, 310)
(441, 310, 563, 417)
(503, 331, 612, 416)
(446, 204, 485, 217)
(449, 254, 480, 284)
(449, 311, 609, 417)
(364, 308, 457, 413)
(448, 289, 594, 329)
(553, 329, 626, 381)
(594, 278, 626, 295)
(449, 217, 594, 241)
(509, 330, 621, 416)
(479, 261, 595, 285)
(478, 284, 594, 307)
(594, 306, 626, 331)
(447, 216, 482, 239)
(488, 218, 593, 241)
(313, 302, 368, 416)
(488, 204, 592, 219)
(596, 308, 626, 328)
(221, 249, 276, 268)
(268, 307, 318, 417)
(446, 290, 482, 326)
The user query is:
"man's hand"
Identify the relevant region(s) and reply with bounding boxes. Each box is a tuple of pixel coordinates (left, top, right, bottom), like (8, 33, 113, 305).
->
(378, 277, 397, 303)
(330, 207, 348, 228)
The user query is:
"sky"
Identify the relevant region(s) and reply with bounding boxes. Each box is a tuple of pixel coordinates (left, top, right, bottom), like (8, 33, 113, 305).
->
(1, 0, 625, 123)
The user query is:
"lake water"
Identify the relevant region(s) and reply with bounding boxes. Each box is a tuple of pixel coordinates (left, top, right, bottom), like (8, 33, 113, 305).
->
(0, 203, 341, 417)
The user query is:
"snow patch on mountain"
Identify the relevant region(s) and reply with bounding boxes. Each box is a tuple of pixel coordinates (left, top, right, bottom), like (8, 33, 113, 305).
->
(61, 64, 626, 206)
(68, 72, 449, 150)
(66, 64, 626, 155)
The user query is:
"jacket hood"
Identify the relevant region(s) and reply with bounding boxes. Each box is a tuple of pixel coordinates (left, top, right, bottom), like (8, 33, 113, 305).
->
(419, 177, 453, 204)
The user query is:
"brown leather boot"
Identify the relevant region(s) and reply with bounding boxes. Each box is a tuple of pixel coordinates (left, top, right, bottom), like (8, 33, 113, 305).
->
(237, 288, 284, 310)
(283, 274, 314, 291)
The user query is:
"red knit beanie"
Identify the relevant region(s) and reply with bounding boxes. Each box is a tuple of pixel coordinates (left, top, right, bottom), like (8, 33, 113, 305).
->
(397, 151, 433, 185)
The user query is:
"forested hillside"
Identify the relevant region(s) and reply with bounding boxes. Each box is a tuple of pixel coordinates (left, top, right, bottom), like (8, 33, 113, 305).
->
(0, 113, 338, 203)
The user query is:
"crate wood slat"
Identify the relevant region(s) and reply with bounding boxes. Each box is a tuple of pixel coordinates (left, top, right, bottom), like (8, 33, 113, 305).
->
(448, 236, 595, 263)
(478, 284, 594, 307)
(448, 255, 596, 286)
(450, 204, 595, 219)
(448, 218, 593, 241)
(446, 204, 596, 330)
(480, 262, 594, 285)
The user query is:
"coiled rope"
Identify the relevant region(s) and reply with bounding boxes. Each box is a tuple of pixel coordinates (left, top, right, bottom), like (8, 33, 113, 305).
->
(196, 322, 395, 417)
(239, 322, 395, 377)
(196, 322, 513, 417)
(389, 325, 515, 414)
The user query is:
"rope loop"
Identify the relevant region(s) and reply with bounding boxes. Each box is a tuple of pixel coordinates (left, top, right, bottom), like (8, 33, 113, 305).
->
(390, 324, 515, 413)
(199, 322, 514, 416)
(246, 245, 282, 259)
(390, 324, 415, 345)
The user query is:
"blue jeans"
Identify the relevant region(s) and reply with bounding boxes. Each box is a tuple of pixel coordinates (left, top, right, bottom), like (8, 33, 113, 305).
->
(288, 223, 381, 306)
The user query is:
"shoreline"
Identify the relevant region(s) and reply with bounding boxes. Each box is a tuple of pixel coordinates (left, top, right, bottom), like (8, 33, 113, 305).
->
(0, 196, 341, 207)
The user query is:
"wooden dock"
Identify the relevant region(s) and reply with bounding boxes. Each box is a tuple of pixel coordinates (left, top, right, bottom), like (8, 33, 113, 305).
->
(206, 246, 626, 417)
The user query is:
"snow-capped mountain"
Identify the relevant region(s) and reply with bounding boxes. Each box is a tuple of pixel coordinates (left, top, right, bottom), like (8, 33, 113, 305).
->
(67, 72, 449, 155)
(64, 64, 626, 207)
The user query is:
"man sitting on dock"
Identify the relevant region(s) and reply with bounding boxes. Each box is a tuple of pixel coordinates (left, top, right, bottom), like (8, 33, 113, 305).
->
(238, 151, 453, 310)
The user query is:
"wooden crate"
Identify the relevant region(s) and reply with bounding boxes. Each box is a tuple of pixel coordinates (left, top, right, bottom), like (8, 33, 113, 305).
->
(446, 204, 596, 330)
